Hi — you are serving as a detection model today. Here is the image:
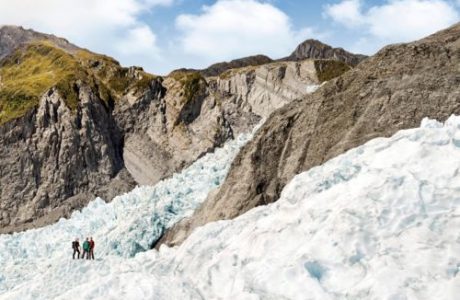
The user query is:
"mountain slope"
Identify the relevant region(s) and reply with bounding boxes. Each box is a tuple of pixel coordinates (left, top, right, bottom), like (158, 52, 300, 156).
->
(158, 22, 460, 247)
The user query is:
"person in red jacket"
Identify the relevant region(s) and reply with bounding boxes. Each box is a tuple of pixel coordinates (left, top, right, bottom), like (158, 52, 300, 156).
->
(89, 237, 95, 260)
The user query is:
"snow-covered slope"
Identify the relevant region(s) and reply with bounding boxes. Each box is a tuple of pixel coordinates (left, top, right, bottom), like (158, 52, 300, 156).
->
(2, 116, 460, 299)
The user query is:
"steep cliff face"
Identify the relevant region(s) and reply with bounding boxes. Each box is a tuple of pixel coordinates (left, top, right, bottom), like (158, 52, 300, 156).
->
(0, 26, 354, 233)
(114, 59, 342, 186)
(157, 23, 460, 248)
(114, 72, 240, 187)
(213, 59, 349, 119)
(0, 85, 136, 233)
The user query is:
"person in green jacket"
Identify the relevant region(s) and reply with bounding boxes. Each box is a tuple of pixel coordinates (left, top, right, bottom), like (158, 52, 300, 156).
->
(81, 238, 90, 260)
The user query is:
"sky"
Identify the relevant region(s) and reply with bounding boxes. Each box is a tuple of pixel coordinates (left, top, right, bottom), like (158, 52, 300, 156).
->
(0, 0, 458, 75)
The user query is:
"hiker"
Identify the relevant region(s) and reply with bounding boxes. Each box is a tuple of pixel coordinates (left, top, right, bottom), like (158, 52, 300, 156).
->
(89, 237, 95, 260)
(82, 238, 90, 259)
(72, 238, 81, 259)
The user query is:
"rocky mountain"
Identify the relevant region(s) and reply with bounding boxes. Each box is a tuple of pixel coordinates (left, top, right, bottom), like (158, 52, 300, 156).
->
(0, 25, 79, 60)
(0, 26, 354, 233)
(283, 39, 367, 66)
(157, 23, 460, 248)
(201, 55, 273, 77)
(170, 55, 273, 78)
(171, 39, 366, 77)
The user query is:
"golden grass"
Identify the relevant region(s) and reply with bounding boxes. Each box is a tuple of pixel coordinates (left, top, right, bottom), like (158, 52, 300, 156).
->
(169, 71, 205, 105)
(0, 42, 157, 124)
(314, 60, 352, 83)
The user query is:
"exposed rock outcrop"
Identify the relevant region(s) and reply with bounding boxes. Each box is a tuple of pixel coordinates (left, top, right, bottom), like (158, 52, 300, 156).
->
(213, 59, 350, 118)
(157, 23, 460, 248)
(0, 85, 136, 233)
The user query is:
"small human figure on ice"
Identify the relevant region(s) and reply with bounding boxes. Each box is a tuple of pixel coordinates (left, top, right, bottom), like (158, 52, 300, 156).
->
(72, 237, 96, 260)
(81, 238, 90, 259)
(89, 237, 95, 260)
(72, 238, 80, 259)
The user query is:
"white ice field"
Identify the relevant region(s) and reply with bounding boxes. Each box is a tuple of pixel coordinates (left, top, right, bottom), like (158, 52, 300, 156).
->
(1, 116, 460, 299)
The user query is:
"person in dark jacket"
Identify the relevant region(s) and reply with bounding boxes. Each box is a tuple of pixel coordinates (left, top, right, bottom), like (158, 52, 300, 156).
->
(72, 238, 81, 259)
(89, 237, 95, 260)
(82, 238, 90, 260)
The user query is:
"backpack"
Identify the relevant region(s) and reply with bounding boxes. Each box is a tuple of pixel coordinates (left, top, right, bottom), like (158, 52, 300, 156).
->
(83, 241, 89, 251)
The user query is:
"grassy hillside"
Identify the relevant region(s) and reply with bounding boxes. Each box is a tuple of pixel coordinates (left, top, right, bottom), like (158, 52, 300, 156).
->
(314, 59, 351, 82)
(0, 41, 155, 124)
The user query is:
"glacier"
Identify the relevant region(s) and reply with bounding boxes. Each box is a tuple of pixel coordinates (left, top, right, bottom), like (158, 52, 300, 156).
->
(0, 127, 257, 298)
(1, 116, 460, 299)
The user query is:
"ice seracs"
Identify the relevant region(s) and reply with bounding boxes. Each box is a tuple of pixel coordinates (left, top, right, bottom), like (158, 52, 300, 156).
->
(0, 127, 257, 296)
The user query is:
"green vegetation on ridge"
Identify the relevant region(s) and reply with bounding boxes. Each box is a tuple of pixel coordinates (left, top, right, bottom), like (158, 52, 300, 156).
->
(170, 71, 206, 105)
(314, 59, 351, 83)
(0, 41, 156, 124)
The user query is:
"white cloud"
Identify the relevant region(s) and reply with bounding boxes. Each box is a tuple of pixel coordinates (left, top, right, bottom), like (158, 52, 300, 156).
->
(325, 0, 459, 53)
(115, 25, 159, 56)
(0, 0, 173, 71)
(175, 0, 317, 63)
(324, 0, 364, 28)
(365, 0, 458, 40)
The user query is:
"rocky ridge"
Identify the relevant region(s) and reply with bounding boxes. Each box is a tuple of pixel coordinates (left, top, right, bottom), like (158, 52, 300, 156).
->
(0, 25, 79, 60)
(0, 26, 355, 233)
(157, 23, 460, 248)
(283, 39, 367, 66)
(172, 39, 365, 77)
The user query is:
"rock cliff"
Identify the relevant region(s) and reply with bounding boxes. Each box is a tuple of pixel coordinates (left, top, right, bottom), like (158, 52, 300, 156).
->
(157, 23, 460, 248)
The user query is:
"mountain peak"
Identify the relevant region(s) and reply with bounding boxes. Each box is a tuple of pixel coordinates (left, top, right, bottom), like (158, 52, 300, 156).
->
(284, 39, 367, 66)
(0, 25, 79, 60)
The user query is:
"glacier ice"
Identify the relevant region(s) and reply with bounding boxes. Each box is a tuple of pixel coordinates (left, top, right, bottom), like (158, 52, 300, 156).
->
(0, 127, 257, 297)
(1, 116, 460, 300)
